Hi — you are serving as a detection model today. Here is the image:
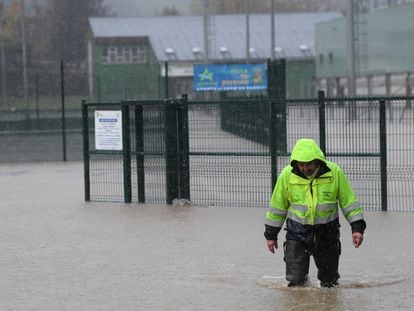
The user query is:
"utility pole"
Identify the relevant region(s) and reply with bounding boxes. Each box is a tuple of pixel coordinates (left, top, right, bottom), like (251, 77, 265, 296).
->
(346, 0, 356, 97)
(203, 0, 209, 63)
(271, 0, 275, 60)
(245, 0, 250, 63)
(0, 0, 6, 105)
(20, 0, 29, 120)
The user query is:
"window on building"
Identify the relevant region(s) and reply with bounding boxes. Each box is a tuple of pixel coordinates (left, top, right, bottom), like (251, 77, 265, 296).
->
(101, 45, 148, 64)
(109, 46, 117, 63)
(124, 47, 131, 62)
(132, 47, 138, 62)
(102, 46, 108, 62)
(176, 78, 192, 97)
(329, 52, 333, 64)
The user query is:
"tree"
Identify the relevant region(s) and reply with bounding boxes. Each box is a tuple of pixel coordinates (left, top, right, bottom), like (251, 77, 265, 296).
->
(190, 0, 344, 15)
(215, 0, 268, 14)
(46, 0, 109, 66)
(0, 0, 23, 45)
(161, 6, 180, 16)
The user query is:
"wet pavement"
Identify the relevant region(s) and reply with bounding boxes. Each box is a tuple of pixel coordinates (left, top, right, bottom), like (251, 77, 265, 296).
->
(1, 161, 413, 310)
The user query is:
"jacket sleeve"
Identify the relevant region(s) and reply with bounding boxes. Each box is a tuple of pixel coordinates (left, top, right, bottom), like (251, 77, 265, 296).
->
(351, 219, 366, 234)
(336, 165, 365, 224)
(264, 224, 281, 240)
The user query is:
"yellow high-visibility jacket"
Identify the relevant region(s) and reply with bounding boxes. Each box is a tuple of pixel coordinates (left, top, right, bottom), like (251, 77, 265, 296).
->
(265, 139, 364, 230)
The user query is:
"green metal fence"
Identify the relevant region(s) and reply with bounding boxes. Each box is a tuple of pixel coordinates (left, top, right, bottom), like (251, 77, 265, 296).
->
(82, 94, 414, 211)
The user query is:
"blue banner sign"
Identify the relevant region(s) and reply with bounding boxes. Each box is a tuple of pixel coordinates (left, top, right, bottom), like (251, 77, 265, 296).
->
(193, 63, 267, 92)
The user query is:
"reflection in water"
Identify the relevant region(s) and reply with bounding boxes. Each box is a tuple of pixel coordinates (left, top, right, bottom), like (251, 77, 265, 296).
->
(162, 199, 194, 220)
(258, 276, 343, 311)
(278, 287, 342, 311)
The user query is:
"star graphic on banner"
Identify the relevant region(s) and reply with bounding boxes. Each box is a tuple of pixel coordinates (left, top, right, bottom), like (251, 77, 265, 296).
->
(198, 68, 213, 81)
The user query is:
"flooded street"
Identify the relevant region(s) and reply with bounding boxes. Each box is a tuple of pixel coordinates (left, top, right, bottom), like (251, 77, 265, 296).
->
(1, 162, 413, 310)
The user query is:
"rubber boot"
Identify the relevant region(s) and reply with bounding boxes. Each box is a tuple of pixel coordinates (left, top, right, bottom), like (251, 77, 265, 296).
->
(284, 240, 310, 287)
(314, 240, 341, 287)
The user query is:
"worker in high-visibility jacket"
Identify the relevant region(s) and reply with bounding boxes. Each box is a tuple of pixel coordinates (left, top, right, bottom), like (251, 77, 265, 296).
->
(264, 138, 366, 287)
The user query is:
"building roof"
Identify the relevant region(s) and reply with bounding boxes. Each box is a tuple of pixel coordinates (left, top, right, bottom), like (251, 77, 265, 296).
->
(89, 12, 342, 62)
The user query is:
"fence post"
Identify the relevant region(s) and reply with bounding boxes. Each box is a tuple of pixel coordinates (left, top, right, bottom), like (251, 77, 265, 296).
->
(318, 90, 326, 155)
(268, 58, 287, 189)
(96, 76, 101, 102)
(379, 100, 388, 211)
(165, 100, 179, 204)
(135, 104, 145, 203)
(121, 103, 132, 203)
(270, 102, 279, 189)
(60, 60, 67, 161)
(178, 94, 190, 201)
(164, 61, 169, 98)
(82, 100, 90, 201)
(35, 74, 39, 119)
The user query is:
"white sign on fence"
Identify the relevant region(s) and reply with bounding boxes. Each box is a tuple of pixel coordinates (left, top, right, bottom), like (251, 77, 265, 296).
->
(94, 110, 123, 150)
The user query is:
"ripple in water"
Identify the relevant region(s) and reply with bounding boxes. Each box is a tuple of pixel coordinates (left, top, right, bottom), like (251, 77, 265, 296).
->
(258, 275, 405, 290)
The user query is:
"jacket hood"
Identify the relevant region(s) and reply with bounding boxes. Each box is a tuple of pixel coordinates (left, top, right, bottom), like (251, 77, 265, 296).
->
(290, 138, 326, 165)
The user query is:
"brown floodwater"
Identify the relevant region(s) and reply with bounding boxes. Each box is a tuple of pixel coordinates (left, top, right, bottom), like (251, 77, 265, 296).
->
(0, 162, 412, 310)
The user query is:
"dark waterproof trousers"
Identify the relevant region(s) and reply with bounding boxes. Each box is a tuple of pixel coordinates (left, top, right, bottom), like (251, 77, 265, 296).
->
(284, 238, 341, 286)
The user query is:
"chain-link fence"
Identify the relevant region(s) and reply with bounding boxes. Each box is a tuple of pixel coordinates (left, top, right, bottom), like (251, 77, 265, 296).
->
(0, 61, 87, 163)
(82, 94, 414, 211)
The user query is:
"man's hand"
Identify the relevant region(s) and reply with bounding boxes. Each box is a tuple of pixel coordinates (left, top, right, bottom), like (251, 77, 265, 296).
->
(267, 240, 278, 253)
(352, 232, 364, 248)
